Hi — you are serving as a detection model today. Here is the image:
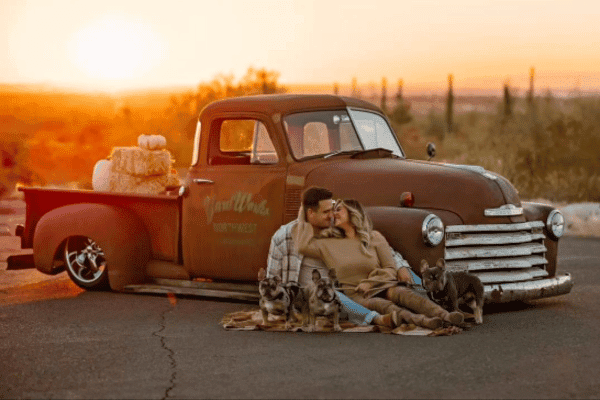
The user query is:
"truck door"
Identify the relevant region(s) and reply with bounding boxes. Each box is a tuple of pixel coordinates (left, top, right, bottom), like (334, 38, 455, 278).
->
(182, 117, 286, 281)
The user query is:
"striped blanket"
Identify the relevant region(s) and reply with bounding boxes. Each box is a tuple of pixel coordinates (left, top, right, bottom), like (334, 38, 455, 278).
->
(221, 309, 464, 336)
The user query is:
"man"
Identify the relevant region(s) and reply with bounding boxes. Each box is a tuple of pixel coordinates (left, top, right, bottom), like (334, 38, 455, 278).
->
(266, 187, 397, 327)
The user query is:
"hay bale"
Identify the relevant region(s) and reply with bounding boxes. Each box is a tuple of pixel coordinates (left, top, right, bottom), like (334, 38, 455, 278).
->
(109, 146, 173, 176)
(108, 170, 181, 195)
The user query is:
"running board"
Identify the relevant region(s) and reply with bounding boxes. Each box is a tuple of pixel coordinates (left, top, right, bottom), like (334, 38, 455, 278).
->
(6, 254, 35, 270)
(123, 278, 259, 302)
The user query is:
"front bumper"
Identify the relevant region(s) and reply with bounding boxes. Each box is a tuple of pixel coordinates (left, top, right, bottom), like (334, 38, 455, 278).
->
(483, 273, 574, 303)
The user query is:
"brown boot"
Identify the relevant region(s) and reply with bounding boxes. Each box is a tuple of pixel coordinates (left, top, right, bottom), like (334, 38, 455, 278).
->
(395, 310, 443, 330)
(444, 311, 464, 325)
(372, 313, 395, 328)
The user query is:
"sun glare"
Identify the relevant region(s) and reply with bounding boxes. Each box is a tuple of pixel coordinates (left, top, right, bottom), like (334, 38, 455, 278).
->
(70, 16, 165, 81)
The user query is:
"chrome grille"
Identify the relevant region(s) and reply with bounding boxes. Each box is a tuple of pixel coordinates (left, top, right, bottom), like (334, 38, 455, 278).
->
(445, 221, 549, 285)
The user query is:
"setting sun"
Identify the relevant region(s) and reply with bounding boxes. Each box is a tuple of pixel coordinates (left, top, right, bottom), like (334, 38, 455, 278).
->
(69, 16, 165, 81)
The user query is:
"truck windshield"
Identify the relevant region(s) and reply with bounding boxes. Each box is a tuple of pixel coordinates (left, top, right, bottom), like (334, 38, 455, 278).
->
(283, 109, 403, 159)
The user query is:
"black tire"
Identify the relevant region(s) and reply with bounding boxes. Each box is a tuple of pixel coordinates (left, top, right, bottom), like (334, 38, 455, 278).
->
(64, 235, 110, 290)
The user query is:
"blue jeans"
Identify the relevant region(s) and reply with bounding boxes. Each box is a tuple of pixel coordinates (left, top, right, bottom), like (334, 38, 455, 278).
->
(336, 291, 380, 325)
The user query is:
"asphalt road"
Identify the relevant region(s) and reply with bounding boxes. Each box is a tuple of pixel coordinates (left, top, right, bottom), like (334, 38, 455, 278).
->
(1, 236, 599, 399)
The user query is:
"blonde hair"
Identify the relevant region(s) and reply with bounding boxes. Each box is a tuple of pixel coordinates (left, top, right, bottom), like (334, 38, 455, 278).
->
(318, 199, 373, 255)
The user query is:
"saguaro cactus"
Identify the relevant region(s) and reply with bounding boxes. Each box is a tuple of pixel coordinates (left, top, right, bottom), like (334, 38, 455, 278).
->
(503, 80, 512, 117)
(527, 67, 535, 108)
(446, 74, 454, 133)
(380, 77, 388, 112)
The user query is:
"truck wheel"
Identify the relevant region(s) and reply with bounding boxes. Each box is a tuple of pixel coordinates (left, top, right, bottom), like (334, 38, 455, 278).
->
(64, 235, 110, 290)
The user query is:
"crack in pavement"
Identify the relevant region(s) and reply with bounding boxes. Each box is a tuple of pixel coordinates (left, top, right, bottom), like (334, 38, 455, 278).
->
(152, 302, 177, 400)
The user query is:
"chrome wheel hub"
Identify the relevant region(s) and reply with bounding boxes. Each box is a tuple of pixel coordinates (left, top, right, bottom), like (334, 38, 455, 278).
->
(66, 237, 106, 283)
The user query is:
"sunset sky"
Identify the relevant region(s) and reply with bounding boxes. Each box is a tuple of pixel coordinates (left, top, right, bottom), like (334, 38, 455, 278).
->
(2, 0, 599, 95)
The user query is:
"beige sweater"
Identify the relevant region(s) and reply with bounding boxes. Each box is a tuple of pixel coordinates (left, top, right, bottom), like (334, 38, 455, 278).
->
(293, 219, 400, 298)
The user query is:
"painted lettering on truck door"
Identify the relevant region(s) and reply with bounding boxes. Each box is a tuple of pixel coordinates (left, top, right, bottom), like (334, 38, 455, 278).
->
(182, 117, 286, 281)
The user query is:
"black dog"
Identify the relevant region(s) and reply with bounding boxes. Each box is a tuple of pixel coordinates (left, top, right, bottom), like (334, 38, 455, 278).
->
(420, 259, 484, 324)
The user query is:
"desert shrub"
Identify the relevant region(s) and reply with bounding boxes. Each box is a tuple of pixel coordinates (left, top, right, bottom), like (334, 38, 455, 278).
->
(3, 81, 599, 203)
(0, 132, 32, 198)
(412, 96, 600, 202)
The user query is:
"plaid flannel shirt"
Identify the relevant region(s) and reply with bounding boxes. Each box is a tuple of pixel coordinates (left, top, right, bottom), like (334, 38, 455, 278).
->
(266, 220, 302, 283)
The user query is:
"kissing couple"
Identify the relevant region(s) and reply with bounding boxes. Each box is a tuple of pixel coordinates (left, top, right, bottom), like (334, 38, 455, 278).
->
(265, 186, 464, 330)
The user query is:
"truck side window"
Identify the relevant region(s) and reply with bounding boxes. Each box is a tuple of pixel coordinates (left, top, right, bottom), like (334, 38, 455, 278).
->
(209, 119, 278, 165)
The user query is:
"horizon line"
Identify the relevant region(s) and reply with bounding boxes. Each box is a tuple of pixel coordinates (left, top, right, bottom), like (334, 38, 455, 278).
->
(1, 81, 597, 98)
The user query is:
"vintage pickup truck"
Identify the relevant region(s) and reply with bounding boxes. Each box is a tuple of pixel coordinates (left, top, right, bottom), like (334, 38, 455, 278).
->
(8, 94, 573, 303)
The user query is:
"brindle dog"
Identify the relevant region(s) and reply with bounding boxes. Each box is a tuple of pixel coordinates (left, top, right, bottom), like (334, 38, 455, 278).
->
(257, 268, 302, 329)
(304, 268, 342, 332)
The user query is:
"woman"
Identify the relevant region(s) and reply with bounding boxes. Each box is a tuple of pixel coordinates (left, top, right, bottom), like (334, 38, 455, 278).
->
(295, 199, 464, 330)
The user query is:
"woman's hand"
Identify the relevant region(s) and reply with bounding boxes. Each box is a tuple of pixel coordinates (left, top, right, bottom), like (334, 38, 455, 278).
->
(297, 205, 308, 222)
(355, 282, 371, 297)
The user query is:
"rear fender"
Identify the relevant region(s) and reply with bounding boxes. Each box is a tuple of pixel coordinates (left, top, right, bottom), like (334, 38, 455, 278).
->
(33, 203, 152, 290)
(365, 206, 446, 273)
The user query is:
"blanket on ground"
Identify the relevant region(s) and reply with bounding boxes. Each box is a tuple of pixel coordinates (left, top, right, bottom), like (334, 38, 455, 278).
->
(221, 309, 465, 336)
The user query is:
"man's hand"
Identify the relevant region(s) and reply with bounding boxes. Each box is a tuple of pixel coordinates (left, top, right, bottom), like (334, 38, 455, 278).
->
(355, 282, 371, 297)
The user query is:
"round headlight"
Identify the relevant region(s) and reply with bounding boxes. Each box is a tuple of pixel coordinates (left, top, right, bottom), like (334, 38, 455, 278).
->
(546, 209, 565, 239)
(422, 214, 444, 246)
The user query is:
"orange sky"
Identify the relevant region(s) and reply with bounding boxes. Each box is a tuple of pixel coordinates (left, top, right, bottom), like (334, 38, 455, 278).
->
(2, 0, 599, 95)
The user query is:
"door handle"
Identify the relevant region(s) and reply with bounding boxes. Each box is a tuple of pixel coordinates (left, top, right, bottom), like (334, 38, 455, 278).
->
(193, 179, 215, 185)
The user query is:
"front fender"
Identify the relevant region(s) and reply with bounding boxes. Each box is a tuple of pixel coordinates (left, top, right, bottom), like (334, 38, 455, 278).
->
(33, 203, 152, 290)
(365, 206, 446, 273)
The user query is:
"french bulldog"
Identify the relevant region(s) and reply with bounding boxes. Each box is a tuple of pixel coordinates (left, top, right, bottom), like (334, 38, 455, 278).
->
(258, 268, 302, 329)
(304, 268, 342, 332)
(420, 259, 485, 324)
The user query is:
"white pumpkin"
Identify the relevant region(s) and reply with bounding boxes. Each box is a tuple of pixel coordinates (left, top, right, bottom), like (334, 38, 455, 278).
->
(92, 159, 112, 191)
(154, 135, 167, 150)
(137, 134, 151, 149)
(137, 134, 166, 150)
(148, 135, 166, 150)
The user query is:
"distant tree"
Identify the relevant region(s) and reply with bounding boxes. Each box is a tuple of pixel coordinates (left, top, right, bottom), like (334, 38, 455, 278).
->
(239, 67, 287, 95)
(389, 79, 412, 126)
(527, 67, 535, 112)
(351, 77, 360, 98)
(446, 74, 454, 133)
(396, 79, 404, 103)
